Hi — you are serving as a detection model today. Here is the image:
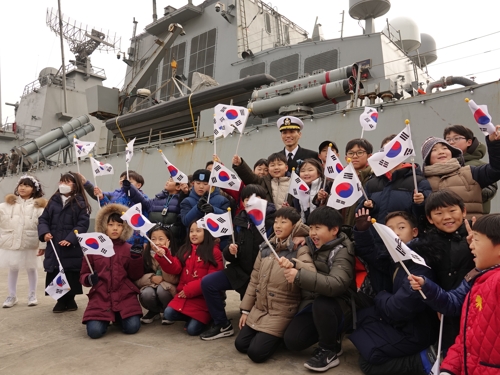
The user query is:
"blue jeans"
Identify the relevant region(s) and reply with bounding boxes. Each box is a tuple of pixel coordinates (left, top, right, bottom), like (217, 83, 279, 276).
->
(86, 313, 141, 339)
(163, 306, 205, 336)
(201, 270, 233, 326)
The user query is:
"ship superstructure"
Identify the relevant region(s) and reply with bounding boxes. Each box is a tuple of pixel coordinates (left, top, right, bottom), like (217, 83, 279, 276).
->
(2, 0, 500, 213)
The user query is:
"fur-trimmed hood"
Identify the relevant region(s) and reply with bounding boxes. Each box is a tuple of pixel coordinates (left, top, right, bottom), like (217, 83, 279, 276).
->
(95, 203, 134, 241)
(5, 194, 47, 208)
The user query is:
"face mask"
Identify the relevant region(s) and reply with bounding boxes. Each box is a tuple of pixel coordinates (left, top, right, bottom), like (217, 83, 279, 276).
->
(59, 184, 72, 194)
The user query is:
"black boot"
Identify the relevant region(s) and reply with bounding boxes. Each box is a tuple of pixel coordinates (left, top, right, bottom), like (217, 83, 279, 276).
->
(53, 299, 67, 313)
(66, 295, 78, 311)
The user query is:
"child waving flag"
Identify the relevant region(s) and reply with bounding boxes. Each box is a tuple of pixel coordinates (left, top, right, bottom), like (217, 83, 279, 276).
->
(159, 150, 188, 183)
(76, 232, 115, 258)
(465, 98, 496, 135)
(368, 125, 415, 176)
(121, 204, 156, 237)
(209, 162, 242, 191)
(327, 162, 364, 210)
(197, 211, 233, 238)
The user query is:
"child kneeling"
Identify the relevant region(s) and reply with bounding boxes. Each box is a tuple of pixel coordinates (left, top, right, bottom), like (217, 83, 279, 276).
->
(80, 204, 144, 339)
(235, 207, 315, 363)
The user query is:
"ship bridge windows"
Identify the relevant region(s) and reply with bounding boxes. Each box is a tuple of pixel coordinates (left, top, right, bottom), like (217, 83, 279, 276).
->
(269, 53, 299, 82)
(303, 50, 339, 75)
(188, 28, 217, 87)
(160, 42, 186, 101)
(239, 62, 266, 79)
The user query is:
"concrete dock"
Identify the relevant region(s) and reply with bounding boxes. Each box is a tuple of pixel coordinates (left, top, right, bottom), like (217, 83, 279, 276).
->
(0, 268, 365, 375)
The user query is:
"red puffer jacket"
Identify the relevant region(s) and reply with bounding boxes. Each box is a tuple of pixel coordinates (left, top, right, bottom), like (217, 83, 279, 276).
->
(155, 244, 223, 324)
(80, 204, 144, 323)
(441, 265, 500, 375)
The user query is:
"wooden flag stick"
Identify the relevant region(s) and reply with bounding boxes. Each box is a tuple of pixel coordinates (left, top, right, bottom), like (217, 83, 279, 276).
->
(73, 231, 94, 274)
(322, 143, 333, 191)
(235, 133, 243, 156)
(397, 259, 426, 299)
(93, 176, 100, 206)
(226, 207, 237, 258)
(49, 239, 65, 271)
(434, 315, 444, 372)
(411, 157, 418, 194)
(405, 120, 419, 194)
(348, 158, 369, 201)
(144, 233, 172, 264)
(74, 136, 81, 174)
(260, 235, 280, 261)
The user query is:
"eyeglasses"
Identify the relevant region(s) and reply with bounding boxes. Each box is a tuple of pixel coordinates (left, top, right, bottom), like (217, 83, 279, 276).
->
(346, 150, 367, 157)
(445, 136, 466, 144)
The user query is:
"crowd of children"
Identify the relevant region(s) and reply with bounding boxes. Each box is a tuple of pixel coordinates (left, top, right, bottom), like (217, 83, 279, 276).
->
(1, 115, 500, 375)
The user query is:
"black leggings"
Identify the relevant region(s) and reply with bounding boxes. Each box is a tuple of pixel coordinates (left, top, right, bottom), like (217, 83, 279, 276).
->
(235, 325, 281, 363)
(283, 296, 344, 352)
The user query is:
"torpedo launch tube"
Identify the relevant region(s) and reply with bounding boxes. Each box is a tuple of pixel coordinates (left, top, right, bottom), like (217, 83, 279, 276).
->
(19, 115, 95, 164)
(248, 64, 357, 116)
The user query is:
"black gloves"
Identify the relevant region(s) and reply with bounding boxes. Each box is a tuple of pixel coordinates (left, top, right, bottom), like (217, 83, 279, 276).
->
(197, 197, 208, 210)
(197, 196, 214, 213)
(122, 179, 131, 188)
(200, 203, 214, 213)
(88, 272, 99, 286)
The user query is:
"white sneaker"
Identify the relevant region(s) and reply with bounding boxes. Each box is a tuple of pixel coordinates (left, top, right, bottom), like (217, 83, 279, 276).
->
(28, 293, 38, 306)
(3, 296, 18, 308)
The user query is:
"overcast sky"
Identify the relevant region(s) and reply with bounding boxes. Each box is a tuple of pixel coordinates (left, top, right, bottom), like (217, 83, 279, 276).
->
(1, 0, 499, 124)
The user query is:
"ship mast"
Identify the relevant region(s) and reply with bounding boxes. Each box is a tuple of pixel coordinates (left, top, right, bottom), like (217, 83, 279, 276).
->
(57, 0, 68, 114)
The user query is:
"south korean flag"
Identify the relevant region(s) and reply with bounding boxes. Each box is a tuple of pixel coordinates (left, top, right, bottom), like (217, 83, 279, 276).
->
(196, 212, 233, 238)
(90, 157, 114, 177)
(209, 162, 242, 191)
(213, 106, 235, 139)
(76, 232, 115, 257)
(159, 150, 188, 183)
(74, 138, 96, 157)
(288, 169, 311, 209)
(214, 104, 250, 134)
(368, 126, 415, 176)
(327, 163, 363, 210)
(324, 148, 344, 180)
(45, 269, 71, 300)
(359, 106, 378, 131)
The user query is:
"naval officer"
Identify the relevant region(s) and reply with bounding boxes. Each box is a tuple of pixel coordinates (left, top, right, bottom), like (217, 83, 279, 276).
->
(275, 116, 320, 172)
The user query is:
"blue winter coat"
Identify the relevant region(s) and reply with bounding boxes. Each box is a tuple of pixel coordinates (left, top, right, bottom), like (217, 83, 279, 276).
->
(180, 187, 230, 227)
(356, 164, 431, 224)
(419, 272, 473, 317)
(349, 261, 439, 365)
(38, 194, 90, 273)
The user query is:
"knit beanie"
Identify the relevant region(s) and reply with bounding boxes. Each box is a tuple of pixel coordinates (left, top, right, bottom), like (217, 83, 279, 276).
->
(421, 137, 463, 167)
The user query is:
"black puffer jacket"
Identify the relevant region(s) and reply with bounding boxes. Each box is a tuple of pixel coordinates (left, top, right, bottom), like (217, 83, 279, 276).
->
(222, 202, 276, 296)
(38, 194, 90, 272)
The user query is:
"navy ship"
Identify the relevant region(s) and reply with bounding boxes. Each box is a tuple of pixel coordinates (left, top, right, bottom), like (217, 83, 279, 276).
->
(1, 0, 499, 212)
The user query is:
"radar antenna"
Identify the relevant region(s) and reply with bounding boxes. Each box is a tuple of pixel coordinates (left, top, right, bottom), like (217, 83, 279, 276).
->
(46, 8, 121, 73)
